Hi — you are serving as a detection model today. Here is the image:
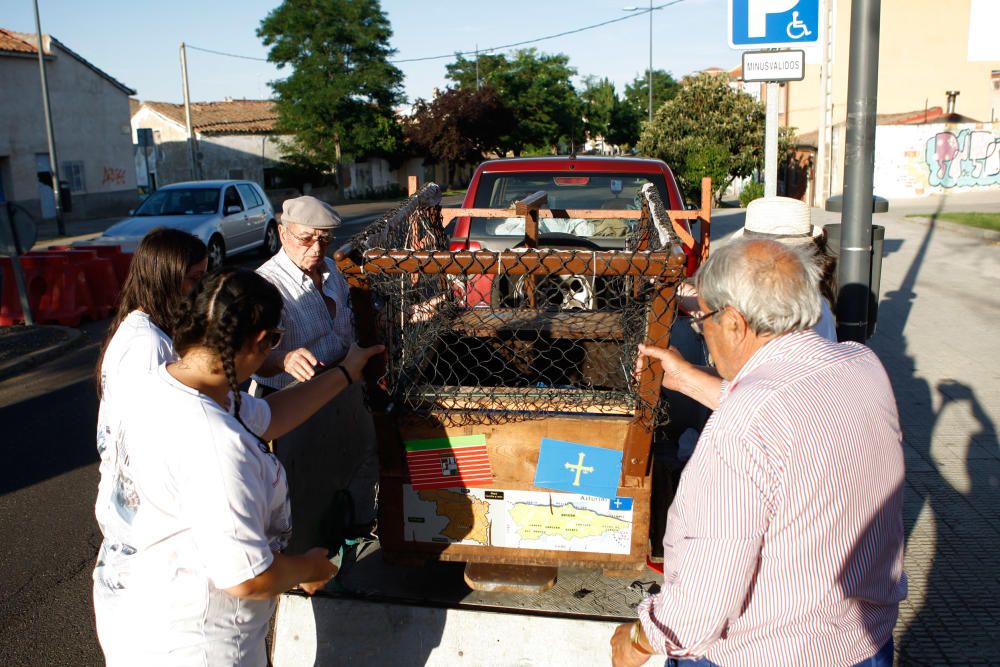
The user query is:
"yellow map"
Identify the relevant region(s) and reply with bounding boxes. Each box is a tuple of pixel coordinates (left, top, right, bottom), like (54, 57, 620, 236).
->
(417, 489, 491, 544)
(508, 502, 629, 541)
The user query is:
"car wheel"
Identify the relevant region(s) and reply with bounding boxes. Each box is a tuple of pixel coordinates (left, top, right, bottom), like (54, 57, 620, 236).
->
(263, 221, 280, 256)
(207, 235, 226, 271)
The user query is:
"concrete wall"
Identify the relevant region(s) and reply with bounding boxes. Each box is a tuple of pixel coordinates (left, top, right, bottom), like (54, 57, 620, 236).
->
(130, 107, 290, 188)
(0, 38, 137, 219)
(873, 122, 1000, 198)
(785, 0, 1000, 135)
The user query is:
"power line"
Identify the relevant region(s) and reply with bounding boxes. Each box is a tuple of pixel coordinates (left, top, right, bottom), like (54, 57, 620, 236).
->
(391, 0, 689, 63)
(184, 0, 689, 66)
(185, 44, 269, 62)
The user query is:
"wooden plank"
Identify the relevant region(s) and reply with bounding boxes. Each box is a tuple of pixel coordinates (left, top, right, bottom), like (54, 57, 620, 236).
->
(406, 387, 634, 416)
(449, 309, 624, 340)
(464, 563, 558, 593)
(441, 208, 643, 226)
(342, 250, 685, 278)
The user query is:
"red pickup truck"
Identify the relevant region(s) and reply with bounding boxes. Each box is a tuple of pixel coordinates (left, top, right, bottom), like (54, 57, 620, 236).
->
(448, 155, 701, 275)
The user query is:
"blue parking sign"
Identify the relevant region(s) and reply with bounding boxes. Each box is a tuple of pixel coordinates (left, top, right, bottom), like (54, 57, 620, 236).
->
(729, 0, 820, 49)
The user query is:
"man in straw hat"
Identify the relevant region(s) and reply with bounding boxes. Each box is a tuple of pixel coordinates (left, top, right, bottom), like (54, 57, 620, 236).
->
(252, 195, 379, 553)
(612, 238, 904, 667)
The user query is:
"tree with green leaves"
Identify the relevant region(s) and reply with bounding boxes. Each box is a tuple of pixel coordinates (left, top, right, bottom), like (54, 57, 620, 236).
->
(404, 87, 515, 186)
(624, 69, 679, 120)
(580, 76, 616, 144)
(257, 0, 404, 177)
(445, 49, 580, 155)
(638, 72, 791, 203)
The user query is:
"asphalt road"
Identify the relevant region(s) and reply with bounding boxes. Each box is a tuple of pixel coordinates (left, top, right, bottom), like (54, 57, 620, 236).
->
(0, 203, 421, 665)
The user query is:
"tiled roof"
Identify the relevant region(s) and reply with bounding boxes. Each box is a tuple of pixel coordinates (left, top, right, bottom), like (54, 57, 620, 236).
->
(138, 100, 278, 134)
(0, 28, 135, 95)
(793, 106, 983, 147)
(0, 28, 38, 54)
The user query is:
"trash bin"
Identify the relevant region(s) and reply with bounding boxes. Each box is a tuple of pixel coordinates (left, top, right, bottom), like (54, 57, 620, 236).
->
(822, 223, 884, 338)
(59, 181, 72, 214)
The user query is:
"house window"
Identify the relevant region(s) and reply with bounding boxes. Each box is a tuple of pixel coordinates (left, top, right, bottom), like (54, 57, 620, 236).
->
(228, 168, 245, 180)
(62, 161, 86, 193)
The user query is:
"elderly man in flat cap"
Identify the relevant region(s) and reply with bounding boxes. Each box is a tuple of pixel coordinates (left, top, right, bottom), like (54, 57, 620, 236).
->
(252, 195, 378, 553)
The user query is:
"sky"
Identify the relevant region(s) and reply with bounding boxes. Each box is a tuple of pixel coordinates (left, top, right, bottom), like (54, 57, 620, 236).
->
(1, 0, 738, 107)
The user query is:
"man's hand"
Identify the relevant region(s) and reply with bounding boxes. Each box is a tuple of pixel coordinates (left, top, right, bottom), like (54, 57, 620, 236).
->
(283, 348, 319, 383)
(340, 343, 386, 384)
(611, 622, 652, 667)
(297, 547, 338, 596)
(637, 343, 693, 393)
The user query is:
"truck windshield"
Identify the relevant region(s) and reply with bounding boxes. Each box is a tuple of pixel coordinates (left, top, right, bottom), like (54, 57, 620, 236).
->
(469, 172, 670, 239)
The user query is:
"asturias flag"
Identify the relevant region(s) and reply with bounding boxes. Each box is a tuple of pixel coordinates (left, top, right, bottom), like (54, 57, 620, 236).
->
(533, 438, 622, 499)
(405, 434, 493, 490)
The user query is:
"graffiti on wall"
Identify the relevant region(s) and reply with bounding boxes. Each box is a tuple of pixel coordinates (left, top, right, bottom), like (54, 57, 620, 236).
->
(926, 129, 1000, 188)
(101, 167, 127, 186)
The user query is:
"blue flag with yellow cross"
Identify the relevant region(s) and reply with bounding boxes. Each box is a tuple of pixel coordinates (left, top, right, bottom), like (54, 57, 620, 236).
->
(533, 438, 622, 500)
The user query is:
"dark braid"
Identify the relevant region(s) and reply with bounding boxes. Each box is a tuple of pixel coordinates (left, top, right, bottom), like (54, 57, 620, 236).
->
(173, 269, 284, 449)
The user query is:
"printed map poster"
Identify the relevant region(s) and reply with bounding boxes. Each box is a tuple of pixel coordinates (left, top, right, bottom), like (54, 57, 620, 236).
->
(404, 434, 493, 490)
(533, 438, 622, 500)
(402, 485, 634, 555)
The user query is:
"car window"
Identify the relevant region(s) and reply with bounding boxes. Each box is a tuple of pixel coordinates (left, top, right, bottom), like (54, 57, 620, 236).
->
(237, 183, 263, 208)
(468, 172, 669, 239)
(223, 186, 244, 213)
(133, 188, 220, 216)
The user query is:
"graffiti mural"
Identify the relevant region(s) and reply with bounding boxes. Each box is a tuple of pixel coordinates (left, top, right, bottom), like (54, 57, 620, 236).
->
(101, 166, 127, 186)
(925, 129, 1000, 188)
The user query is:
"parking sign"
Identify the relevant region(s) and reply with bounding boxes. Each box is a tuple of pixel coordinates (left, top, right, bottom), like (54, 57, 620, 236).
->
(729, 0, 820, 49)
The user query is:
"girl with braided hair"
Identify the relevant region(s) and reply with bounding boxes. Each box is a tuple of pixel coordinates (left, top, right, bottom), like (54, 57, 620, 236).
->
(93, 268, 383, 666)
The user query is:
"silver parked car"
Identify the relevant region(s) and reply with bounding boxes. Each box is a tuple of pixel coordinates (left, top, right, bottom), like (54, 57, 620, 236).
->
(88, 180, 279, 269)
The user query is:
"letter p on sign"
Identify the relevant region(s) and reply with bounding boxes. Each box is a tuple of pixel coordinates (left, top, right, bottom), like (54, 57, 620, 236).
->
(748, 0, 799, 37)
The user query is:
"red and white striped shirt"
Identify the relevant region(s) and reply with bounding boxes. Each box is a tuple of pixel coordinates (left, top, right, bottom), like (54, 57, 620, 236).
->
(639, 330, 906, 666)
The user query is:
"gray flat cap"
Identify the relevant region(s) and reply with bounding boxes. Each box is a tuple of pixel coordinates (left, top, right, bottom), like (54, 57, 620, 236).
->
(281, 195, 342, 229)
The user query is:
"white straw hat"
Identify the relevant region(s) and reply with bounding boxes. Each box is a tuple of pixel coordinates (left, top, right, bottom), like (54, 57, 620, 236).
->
(733, 196, 821, 244)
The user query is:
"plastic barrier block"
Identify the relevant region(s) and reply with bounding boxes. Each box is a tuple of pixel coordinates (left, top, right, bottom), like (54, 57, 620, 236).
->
(2, 254, 90, 326)
(37, 250, 119, 319)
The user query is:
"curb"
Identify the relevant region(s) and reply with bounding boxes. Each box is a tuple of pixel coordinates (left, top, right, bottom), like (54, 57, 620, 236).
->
(0, 326, 85, 381)
(902, 215, 1000, 243)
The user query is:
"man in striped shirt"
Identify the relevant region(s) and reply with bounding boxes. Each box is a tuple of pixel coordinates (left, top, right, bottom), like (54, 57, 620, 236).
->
(612, 239, 906, 667)
(253, 196, 379, 553)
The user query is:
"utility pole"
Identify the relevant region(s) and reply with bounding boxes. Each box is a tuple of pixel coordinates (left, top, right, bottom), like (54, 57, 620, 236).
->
(475, 45, 480, 90)
(33, 0, 65, 236)
(647, 0, 653, 122)
(179, 42, 199, 180)
(836, 0, 881, 343)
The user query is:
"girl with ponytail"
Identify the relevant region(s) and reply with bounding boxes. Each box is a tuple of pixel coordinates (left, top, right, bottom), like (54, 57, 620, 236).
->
(93, 268, 383, 666)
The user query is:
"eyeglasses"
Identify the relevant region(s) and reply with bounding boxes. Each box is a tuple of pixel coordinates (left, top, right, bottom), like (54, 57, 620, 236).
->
(286, 228, 333, 247)
(689, 308, 721, 334)
(267, 327, 285, 349)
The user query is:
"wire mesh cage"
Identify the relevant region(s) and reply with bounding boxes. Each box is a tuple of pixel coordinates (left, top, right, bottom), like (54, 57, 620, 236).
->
(335, 182, 688, 431)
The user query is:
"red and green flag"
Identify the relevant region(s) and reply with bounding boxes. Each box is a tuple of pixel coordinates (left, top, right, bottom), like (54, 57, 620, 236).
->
(404, 434, 493, 490)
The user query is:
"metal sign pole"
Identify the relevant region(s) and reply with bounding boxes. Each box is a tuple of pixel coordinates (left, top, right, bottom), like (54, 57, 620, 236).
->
(764, 80, 779, 196)
(1, 204, 35, 325)
(836, 0, 881, 343)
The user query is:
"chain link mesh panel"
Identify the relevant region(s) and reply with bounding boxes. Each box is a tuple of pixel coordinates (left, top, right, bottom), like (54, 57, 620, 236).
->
(338, 183, 686, 429)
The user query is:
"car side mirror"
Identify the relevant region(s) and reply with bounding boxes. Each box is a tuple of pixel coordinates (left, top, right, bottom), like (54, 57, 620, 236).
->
(226, 205, 242, 215)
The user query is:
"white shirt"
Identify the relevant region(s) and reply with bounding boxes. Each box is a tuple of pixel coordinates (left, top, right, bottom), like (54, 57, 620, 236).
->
(94, 310, 175, 545)
(93, 365, 289, 667)
(253, 248, 354, 390)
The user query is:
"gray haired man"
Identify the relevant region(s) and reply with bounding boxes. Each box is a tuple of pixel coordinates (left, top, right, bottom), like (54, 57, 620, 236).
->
(612, 239, 905, 666)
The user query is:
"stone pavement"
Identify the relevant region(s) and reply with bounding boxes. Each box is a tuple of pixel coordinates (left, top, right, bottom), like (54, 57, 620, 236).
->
(3, 195, 999, 663)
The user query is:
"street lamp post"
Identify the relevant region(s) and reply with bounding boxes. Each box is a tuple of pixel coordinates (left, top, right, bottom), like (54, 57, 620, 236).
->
(624, 2, 656, 122)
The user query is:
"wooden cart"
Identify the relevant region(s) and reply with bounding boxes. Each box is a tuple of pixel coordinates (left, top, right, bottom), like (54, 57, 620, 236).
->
(334, 180, 710, 590)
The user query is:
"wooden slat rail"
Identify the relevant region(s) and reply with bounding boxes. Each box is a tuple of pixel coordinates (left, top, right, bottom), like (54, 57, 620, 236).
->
(339, 249, 685, 278)
(450, 309, 624, 340)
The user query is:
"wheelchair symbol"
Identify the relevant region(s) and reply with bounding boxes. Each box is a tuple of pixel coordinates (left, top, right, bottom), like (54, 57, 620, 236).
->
(786, 11, 812, 39)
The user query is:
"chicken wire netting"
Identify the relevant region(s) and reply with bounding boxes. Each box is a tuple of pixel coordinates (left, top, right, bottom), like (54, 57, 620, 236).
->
(337, 183, 687, 428)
